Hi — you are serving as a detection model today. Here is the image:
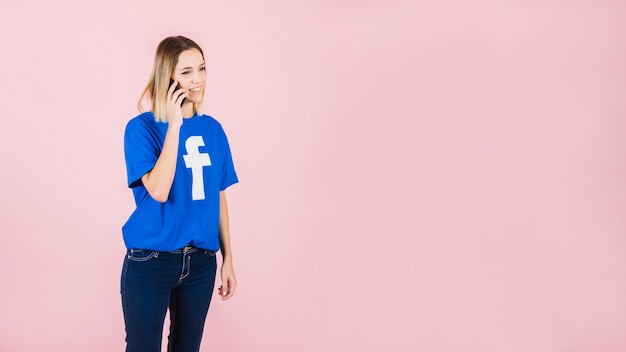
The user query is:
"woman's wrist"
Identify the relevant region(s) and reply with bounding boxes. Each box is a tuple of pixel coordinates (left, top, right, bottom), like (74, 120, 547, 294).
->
(221, 253, 233, 263)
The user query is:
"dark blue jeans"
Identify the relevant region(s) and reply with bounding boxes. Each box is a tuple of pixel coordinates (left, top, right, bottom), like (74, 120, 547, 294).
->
(121, 247, 217, 352)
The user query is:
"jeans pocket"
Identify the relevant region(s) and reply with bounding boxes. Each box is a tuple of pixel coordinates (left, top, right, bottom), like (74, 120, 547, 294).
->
(127, 249, 159, 262)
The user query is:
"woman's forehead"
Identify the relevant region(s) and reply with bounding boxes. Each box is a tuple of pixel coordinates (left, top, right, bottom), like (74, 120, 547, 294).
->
(177, 49, 204, 68)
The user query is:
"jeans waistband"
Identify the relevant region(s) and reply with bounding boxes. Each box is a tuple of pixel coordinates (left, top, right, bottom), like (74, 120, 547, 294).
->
(169, 245, 199, 254)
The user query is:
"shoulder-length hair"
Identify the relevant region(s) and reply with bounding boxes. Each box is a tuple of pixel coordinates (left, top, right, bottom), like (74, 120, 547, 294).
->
(138, 36, 205, 122)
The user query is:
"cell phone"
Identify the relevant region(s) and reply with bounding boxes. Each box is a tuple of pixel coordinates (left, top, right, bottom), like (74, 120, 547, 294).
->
(169, 79, 187, 105)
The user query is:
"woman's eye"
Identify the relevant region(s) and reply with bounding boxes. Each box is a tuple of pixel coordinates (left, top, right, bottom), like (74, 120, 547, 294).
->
(200, 67, 206, 71)
(182, 71, 191, 75)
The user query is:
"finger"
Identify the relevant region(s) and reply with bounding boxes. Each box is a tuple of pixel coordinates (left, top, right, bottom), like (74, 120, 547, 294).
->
(167, 80, 178, 99)
(223, 288, 235, 300)
(222, 278, 236, 300)
(175, 91, 187, 106)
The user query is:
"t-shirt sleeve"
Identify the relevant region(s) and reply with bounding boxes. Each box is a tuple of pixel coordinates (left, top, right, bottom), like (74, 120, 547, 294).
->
(220, 128, 239, 191)
(124, 121, 159, 188)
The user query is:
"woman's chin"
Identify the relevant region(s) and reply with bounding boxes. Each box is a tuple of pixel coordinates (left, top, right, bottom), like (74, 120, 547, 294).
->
(185, 98, 202, 106)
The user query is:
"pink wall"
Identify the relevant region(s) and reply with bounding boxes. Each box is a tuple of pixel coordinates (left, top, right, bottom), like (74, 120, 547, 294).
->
(1, 1, 625, 351)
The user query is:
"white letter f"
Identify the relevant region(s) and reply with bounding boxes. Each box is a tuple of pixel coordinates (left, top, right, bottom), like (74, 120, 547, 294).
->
(183, 136, 211, 200)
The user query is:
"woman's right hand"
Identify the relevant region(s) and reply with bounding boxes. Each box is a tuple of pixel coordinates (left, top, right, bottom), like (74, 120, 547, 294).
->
(141, 80, 186, 202)
(166, 80, 186, 128)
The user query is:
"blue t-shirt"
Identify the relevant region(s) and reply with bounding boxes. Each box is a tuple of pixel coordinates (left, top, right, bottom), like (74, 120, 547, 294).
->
(122, 112, 238, 252)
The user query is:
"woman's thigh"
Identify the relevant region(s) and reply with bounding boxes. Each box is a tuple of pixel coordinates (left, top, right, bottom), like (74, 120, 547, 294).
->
(167, 250, 217, 352)
(121, 250, 181, 352)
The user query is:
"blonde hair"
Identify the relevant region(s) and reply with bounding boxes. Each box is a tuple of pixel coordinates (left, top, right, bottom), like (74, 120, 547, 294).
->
(138, 36, 205, 122)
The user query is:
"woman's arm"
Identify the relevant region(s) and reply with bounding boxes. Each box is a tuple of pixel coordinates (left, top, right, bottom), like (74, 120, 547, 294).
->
(141, 84, 186, 202)
(218, 190, 237, 300)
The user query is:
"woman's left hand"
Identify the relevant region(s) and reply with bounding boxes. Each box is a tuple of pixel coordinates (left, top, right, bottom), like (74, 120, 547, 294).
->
(218, 260, 237, 300)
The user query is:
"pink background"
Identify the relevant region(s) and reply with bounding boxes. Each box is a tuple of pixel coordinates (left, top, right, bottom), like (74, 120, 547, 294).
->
(1, 1, 626, 351)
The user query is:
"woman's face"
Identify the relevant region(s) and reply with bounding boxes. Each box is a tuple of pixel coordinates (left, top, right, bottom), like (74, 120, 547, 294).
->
(171, 48, 206, 104)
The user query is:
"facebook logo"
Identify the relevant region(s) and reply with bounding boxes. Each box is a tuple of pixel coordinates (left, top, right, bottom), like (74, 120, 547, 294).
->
(183, 136, 211, 200)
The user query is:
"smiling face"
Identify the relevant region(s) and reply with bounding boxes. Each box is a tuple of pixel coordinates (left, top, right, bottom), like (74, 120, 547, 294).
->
(171, 48, 206, 106)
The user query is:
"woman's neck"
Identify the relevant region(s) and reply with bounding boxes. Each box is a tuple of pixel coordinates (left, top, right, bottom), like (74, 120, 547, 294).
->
(182, 102, 195, 118)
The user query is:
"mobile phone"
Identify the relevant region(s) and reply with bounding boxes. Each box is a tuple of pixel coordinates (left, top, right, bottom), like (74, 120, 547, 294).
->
(169, 79, 187, 105)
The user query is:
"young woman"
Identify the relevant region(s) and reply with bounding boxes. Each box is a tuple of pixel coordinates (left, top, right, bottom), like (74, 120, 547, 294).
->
(121, 36, 238, 352)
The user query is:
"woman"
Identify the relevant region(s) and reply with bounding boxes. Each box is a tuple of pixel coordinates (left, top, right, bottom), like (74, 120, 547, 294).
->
(121, 36, 238, 352)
